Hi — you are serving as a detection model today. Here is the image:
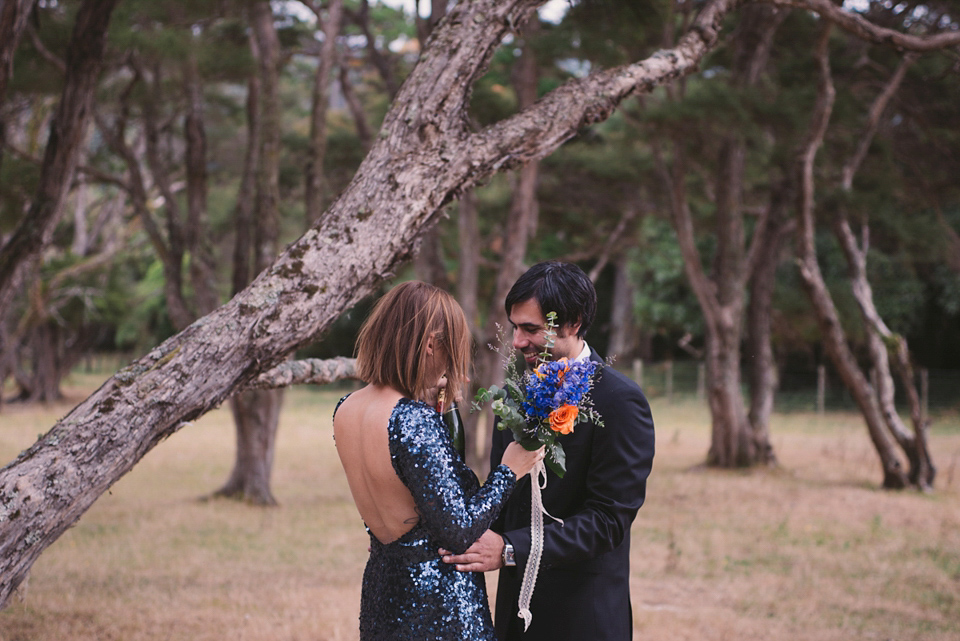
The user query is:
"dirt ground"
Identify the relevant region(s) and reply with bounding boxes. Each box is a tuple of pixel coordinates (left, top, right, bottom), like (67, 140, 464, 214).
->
(0, 382, 958, 640)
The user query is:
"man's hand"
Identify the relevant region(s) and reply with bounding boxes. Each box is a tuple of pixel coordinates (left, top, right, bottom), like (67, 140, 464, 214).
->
(439, 530, 504, 572)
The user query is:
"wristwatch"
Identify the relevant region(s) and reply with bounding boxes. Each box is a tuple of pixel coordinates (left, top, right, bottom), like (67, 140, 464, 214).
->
(501, 542, 516, 567)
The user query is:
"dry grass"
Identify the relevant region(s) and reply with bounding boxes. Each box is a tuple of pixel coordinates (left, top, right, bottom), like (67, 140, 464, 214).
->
(1, 374, 958, 641)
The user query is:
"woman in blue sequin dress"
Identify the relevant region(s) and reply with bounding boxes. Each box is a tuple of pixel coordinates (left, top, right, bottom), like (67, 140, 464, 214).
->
(333, 281, 543, 641)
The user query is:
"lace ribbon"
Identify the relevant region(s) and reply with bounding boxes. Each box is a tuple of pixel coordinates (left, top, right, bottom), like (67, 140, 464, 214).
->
(517, 460, 563, 631)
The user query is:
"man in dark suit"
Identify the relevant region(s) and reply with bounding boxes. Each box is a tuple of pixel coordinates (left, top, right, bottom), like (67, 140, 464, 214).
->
(442, 261, 655, 640)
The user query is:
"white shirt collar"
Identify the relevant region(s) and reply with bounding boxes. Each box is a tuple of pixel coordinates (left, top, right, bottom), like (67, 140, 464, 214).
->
(573, 341, 592, 363)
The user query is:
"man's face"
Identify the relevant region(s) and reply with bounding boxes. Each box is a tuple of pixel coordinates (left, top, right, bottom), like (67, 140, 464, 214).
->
(508, 298, 583, 367)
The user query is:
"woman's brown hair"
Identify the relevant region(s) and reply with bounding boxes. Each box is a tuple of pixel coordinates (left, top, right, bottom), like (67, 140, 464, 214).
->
(355, 281, 471, 402)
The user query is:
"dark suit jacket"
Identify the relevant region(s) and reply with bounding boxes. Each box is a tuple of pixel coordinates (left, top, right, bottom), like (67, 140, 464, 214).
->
(490, 350, 655, 641)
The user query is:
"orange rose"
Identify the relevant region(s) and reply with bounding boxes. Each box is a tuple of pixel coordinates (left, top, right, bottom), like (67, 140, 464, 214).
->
(548, 404, 578, 435)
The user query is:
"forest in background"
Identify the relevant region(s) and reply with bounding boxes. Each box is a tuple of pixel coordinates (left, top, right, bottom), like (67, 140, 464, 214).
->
(3, 0, 959, 391)
(1, 0, 959, 610)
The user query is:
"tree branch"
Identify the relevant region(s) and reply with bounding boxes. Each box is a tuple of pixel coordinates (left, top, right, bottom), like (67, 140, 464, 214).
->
(26, 21, 66, 74)
(767, 0, 960, 51)
(247, 357, 357, 390)
(841, 53, 917, 190)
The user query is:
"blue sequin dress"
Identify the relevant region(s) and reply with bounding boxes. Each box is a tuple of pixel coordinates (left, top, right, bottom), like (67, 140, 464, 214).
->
(335, 396, 517, 641)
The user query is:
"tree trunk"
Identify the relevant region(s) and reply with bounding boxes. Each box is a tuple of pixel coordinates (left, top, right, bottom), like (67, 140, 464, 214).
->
(661, 138, 757, 467)
(469, 16, 541, 474)
(793, 24, 908, 489)
(0, 0, 117, 410)
(135, 57, 196, 330)
(709, 136, 753, 466)
(218, 391, 281, 505)
(456, 191, 482, 467)
(183, 49, 218, 317)
(231, 44, 261, 297)
(833, 214, 934, 488)
(355, 0, 399, 98)
(827, 52, 934, 489)
(2, 0, 949, 609)
(657, 2, 787, 468)
(339, 59, 372, 150)
(217, 0, 285, 506)
(305, 0, 344, 227)
(0, 0, 118, 324)
(606, 256, 637, 360)
(0, 0, 38, 99)
(414, 224, 450, 287)
(0, 0, 40, 175)
(704, 320, 753, 466)
(745, 180, 793, 466)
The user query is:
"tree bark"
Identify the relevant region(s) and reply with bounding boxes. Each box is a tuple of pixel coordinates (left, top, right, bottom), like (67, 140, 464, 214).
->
(828, 52, 934, 489)
(248, 357, 356, 390)
(0, 0, 39, 175)
(216, 0, 285, 506)
(134, 56, 197, 330)
(745, 178, 793, 464)
(2, 0, 951, 609)
(0, 0, 38, 99)
(470, 16, 541, 473)
(353, 0, 400, 98)
(339, 57, 372, 151)
(792, 23, 908, 489)
(736, 5, 789, 463)
(606, 256, 638, 360)
(305, 0, 344, 227)
(183, 48, 218, 317)
(231, 38, 262, 298)
(654, 2, 788, 468)
(0, 0, 118, 329)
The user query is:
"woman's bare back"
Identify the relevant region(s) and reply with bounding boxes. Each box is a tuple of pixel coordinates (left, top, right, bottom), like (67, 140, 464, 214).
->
(333, 385, 422, 544)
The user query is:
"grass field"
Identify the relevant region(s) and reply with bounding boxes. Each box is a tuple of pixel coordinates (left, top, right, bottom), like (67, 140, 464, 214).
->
(1, 373, 958, 641)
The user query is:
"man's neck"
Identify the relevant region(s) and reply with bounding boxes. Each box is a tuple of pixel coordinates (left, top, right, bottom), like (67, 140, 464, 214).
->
(571, 340, 590, 362)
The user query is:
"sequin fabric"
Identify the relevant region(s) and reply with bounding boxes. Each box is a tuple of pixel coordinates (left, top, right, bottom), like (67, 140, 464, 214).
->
(334, 396, 517, 641)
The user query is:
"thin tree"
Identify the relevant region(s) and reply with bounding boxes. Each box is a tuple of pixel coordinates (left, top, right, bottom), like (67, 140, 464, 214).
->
(0, 0, 119, 320)
(215, 0, 286, 505)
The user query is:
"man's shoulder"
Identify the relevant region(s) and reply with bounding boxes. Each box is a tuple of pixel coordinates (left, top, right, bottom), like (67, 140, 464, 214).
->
(591, 357, 644, 397)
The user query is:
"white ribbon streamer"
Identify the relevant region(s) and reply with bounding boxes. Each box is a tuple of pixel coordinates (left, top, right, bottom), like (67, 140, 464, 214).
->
(517, 460, 563, 631)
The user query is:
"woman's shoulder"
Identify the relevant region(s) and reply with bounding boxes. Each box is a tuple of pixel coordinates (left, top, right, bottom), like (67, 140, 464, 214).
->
(389, 397, 438, 423)
(332, 393, 352, 418)
(388, 398, 444, 440)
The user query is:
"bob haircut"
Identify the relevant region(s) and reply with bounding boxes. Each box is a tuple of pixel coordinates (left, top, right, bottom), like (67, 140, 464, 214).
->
(355, 281, 471, 402)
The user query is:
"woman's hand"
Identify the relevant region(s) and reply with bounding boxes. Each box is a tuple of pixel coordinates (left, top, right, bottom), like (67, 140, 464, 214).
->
(501, 442, 546, 478)
(423, 375, 448, 410)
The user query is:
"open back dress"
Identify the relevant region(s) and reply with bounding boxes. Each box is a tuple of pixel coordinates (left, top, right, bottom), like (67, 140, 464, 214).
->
(334, 396, 516, 641)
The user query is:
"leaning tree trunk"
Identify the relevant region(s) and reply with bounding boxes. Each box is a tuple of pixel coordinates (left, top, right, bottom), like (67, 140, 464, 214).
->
(0, 0, 118, 329)
(2, 0, 955, 610)
(828, 52, 935, 490)
(793, 24, 908, 488)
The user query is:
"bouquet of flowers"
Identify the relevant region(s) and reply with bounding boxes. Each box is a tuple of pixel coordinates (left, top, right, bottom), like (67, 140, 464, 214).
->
(473, 311, 603, 478)
(473, 312, 603, 629)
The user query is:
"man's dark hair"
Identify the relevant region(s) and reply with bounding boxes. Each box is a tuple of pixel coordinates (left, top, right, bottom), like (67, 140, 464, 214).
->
(505, 261, 597, 339)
